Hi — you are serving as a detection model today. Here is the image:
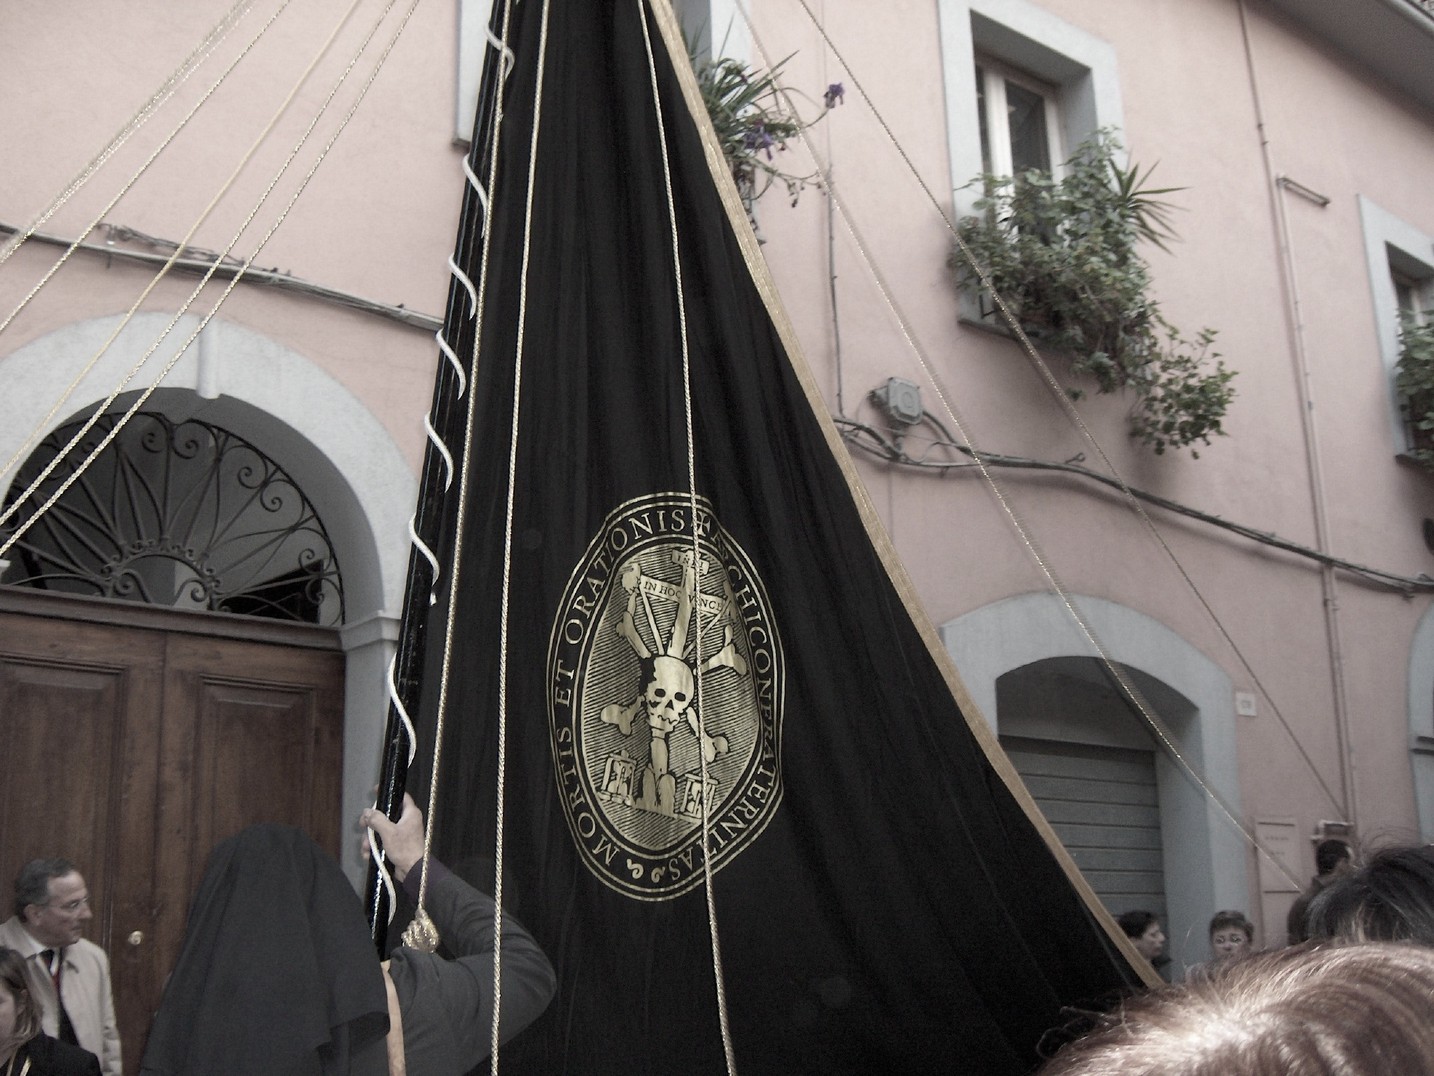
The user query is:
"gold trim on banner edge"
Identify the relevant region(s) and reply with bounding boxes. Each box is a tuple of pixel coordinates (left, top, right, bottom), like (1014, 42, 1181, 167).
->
(645, 0, 1160, 990)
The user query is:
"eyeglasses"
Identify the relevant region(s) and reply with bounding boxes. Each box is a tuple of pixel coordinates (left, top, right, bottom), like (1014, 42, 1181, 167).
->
(46, 896, 90, 914)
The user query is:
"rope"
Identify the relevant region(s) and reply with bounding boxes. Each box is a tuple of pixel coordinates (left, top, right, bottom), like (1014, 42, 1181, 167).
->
(399, 161, 487, 620)
(1, 0, 420, 566)
(485, 0, 533, 1062)
(733, 0, 1313, 887)
(0, 0, 295, 487)
(639, 3, 738, 1073)
(0, 0, 254, 271)
(368, 652, 422, 923)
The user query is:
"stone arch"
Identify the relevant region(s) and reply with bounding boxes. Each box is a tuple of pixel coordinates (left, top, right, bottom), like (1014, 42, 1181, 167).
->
(0, 313, 419, 877)
(941, 591, 1245, 975)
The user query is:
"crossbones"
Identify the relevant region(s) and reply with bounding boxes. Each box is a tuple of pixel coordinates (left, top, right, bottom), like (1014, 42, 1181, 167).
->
(601, 552, 739, 795)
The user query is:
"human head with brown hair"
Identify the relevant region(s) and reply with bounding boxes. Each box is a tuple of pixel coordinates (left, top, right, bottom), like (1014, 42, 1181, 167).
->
(1306, 843, 1434, 947)
(0, 946, 43, 1061)
(1207, 909, 1253, 961)
(1314, 838, 1352, 878)
(1038, 942, 1434, 1075)
(1116, 910, 1165, 963)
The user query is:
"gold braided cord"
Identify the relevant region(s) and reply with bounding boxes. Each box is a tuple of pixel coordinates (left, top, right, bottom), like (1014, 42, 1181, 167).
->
(640, 2, 739, 1073)
(0, 0, 255, 273)
(490, 0, 534, 1063)
(0, 0, 298, 487)
(0, 0, 419, 565)
(736, 0, 1312, 889)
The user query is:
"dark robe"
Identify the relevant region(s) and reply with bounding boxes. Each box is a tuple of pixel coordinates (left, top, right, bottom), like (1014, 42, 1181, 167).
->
(138, 825, 390, 1076)
(11, 1033, 102, 1076)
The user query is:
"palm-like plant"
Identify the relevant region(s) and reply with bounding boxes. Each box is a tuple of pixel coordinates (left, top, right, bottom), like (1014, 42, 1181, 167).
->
(951, 132, 1234, 455)
(689, 41, 837, 216)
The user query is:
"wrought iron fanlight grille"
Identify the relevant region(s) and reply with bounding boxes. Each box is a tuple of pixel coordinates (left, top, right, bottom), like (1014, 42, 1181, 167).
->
(1, 411, 343, 626)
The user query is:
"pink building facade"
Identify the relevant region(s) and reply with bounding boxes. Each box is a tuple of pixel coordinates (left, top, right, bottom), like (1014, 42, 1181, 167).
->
(3, 0, 1434, 997)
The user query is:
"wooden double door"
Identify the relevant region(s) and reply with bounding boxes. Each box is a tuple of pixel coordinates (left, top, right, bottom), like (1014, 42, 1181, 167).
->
(0, 588, 345, 1074)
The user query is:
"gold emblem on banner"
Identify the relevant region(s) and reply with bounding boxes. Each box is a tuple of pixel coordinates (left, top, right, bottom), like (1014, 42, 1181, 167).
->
(548, 493, 783, 899)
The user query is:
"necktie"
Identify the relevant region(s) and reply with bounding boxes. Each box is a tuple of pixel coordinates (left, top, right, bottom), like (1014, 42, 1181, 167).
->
(39, 948, 78, 1045)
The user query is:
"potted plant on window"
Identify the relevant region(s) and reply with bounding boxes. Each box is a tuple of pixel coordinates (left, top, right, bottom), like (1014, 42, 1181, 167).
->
(688, 39, 840, 231)
(1395, 311, 1434, 467)
(950, 132, 1234, 456)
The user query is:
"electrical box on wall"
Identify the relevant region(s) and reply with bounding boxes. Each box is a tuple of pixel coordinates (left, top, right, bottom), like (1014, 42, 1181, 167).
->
(871, 377, 923, 427)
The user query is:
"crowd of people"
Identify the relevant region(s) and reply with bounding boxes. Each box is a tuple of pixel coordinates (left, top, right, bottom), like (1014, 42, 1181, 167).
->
(1, 797, 555, 1075)
(1044, 838, 1434, 1074)
(9, 823, 1434, 1075)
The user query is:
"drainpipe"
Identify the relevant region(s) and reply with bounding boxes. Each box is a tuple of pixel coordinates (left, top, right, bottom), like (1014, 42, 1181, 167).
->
(1237, 0, 1357, 832)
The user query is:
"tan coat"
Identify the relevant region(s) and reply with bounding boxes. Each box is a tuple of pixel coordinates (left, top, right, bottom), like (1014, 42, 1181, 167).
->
(0, 915, 121, 1076)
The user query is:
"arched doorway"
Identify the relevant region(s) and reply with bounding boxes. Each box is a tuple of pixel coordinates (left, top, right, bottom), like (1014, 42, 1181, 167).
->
(995, 657, 1195, 977)
(941, 592, 1246, 976)
(0, 315, 420, 1072)
(0, 408, 351, 1071)
(0, 314, 419, 876)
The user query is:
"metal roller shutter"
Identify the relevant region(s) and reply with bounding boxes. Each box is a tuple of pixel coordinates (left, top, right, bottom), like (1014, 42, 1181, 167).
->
(1000, 734, 1167, 920)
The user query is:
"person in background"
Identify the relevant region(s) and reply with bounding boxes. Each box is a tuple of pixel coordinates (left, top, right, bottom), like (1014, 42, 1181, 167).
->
(1207, 910, 1254, 963)
(0, 860, 119, 1076)
(1116, 910, 1168, 975)
(0, 947, 100, 1076)
(1038, 942, 1434, 1075)
(1286, 838, 1351, 945)
(1116, 909, 1174, 982)
(1305, 843, 1434, 947)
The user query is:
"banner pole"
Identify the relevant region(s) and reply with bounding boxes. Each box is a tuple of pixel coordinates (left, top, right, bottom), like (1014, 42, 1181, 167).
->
(365, 0, 512, 950)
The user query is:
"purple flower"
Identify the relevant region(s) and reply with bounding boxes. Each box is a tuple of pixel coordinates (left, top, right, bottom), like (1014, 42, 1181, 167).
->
(824, 82, 845, 108)
(744, 122, 776, 159)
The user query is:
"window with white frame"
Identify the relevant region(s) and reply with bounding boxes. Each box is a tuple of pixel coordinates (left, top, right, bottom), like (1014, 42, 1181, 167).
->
(1358, 196, 1434, 456)
(670, 0, 748, 68)
(975, 57, 1060, 178)
(938, 0, 1123, 219)
(1394, 268, 1433, 325)
(1393, 265, 1434, 457)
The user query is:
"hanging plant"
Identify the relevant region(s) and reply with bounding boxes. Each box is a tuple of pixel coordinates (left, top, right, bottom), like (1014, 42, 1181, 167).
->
(1395, 312, 1434, 467)
(688, 38, 841, 221)
(950, 132, 1235, 456)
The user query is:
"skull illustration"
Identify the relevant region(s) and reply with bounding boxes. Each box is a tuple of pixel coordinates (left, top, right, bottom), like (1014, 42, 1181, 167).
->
(643, 655, 694, 733)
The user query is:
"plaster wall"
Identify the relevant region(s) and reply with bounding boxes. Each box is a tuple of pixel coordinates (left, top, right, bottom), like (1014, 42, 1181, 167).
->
(6, 0, 1434, 919)
(743, 0, 1434, 904)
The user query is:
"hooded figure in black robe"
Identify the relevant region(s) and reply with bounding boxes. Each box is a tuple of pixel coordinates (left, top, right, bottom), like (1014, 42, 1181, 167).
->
(139, 825, 390, 1076)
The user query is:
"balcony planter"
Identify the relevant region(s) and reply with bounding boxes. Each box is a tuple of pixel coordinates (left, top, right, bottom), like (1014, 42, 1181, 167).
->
(949, 133, 1234, 456)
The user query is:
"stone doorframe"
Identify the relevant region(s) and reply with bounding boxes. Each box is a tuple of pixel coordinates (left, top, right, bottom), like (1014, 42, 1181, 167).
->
(0, 312, 417, 880)
(941, 591, 1246, 976)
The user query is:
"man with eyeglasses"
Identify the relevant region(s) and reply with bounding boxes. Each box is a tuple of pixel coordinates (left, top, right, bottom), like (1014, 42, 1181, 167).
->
(0, 858, 120, 1076)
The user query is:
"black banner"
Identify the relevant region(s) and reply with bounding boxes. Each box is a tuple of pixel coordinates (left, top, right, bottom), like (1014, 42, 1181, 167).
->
(415, 1, 1141, 1071)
